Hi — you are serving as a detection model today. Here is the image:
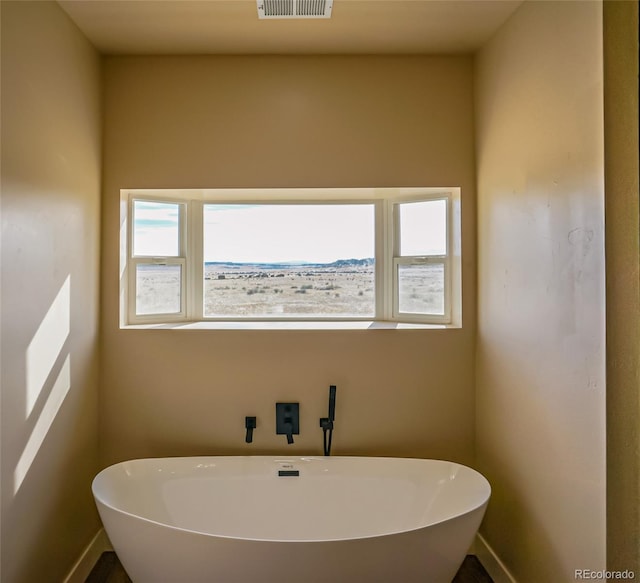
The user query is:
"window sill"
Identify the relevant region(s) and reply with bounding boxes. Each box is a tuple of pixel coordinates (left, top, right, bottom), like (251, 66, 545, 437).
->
(120, 320, 460, 331)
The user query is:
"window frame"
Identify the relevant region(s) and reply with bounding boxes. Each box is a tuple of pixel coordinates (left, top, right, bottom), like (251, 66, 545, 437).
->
(126, 198, 188, 324)
(121, 188, 460, 327)
(390, 196, 451, 324)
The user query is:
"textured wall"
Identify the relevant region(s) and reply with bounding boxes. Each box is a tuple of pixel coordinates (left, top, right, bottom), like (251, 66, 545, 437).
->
(0, 2, 102, 581)
(475, 2, 606, 581)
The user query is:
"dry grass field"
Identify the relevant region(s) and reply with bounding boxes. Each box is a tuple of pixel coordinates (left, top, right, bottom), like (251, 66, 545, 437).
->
(135, 261, 444, 318)
(204, 263, 375, 317)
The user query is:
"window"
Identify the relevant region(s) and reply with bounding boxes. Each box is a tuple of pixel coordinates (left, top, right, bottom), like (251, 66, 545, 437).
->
(122, 188, 461, 326)
(393, 199, 449, 321)
(127, 200, 186, 322)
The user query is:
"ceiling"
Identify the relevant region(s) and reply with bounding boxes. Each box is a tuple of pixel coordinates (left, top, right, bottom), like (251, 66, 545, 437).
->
(57, 0, 523, 55)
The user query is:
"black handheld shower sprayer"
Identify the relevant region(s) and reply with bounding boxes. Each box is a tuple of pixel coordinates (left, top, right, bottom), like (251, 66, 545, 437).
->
(328, 385, 336, 425)
(320, 385, 337, 456)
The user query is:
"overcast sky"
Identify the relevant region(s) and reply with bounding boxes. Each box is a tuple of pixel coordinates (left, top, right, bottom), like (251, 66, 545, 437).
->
(133, 200, 445, 262)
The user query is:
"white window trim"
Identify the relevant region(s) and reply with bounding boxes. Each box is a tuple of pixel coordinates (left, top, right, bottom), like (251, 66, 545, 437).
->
(389, 194, 451, 324)
(126, 198, 188, 325)
(120, 188, 462, 328)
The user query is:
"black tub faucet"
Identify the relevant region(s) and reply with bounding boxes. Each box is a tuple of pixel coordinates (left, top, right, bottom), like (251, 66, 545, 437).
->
(284, 420, 294, 444)
(245, 416, 257, 443)
(276, 403, 299, 445)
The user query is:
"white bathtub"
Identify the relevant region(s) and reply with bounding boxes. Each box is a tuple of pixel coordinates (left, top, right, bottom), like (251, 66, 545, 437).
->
(92, 456, 490, 583)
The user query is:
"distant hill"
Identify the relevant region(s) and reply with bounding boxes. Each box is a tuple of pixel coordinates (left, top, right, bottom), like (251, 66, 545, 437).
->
(326, 258, 375, 268)
(205, 258, 374, 269)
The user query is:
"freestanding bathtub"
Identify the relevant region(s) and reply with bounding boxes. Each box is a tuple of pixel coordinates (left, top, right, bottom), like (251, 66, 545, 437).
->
(92, 456, 490, 583)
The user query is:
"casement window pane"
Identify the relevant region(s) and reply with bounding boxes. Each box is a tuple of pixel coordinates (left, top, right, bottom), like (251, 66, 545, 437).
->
(399, 200, 446, 256)
(397, 263, 444, 315)
(133, 201, 180, 257)
(203, 204, 375, 318)
(136, 264, 182, 315)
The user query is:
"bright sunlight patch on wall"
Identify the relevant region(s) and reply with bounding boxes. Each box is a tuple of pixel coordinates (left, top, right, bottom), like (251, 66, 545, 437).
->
(25, 275, 70, 418)
(16, 275, 73, 494)
(15, 355, 71, 495)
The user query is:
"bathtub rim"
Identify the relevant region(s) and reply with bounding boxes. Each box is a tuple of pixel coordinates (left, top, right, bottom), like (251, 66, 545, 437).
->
(92, 455, 491, 544)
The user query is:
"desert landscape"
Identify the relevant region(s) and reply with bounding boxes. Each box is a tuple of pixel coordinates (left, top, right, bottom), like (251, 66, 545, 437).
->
(204, 259, 375, 317)
(135, 259, 444, 318)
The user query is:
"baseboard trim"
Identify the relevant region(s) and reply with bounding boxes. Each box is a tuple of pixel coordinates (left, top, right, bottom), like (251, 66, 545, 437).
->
(476, 533, 518, 583)
(63, 529, 112, 583)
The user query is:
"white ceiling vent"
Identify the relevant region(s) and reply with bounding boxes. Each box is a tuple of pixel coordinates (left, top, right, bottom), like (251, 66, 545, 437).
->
(257, 0, 333, 19)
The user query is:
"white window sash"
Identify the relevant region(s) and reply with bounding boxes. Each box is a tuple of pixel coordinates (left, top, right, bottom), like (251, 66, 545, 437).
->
(128, 257, 188, 323)
(392, 256, 451, 324)
(389, 194, 452, 324)
(127, 196, 188, 324)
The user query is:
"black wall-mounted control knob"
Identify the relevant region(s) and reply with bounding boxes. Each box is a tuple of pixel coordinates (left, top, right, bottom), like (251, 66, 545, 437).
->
(276, 403, 299, 444)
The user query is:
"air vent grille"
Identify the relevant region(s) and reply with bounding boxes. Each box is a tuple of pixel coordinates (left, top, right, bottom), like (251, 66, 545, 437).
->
(257, 0, 333, 19)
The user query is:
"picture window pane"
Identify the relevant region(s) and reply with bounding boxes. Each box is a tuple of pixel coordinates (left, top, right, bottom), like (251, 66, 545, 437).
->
(203, 204, 375, 318)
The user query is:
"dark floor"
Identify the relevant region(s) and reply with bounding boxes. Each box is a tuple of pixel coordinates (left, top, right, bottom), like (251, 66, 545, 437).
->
(85, 552, 131, 583)
(86, 551, 493, 583)
(452, 556, 494, 583)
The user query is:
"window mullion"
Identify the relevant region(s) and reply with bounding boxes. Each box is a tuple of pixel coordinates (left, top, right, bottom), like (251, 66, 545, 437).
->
(444, 254, 452, 324)
(380, 199, 394, 320)
(127, 256, 138, 325)
(188, 201, 203, 321)
(375, 200, 388, 320)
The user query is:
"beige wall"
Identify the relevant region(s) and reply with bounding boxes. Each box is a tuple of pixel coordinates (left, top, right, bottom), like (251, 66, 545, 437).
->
(2, 2, 636, 580)
(604, 0, 640, 574)
(101, 56, 477, 466)
(0, 2, 102, 582)
(475, 1, 606, 581)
